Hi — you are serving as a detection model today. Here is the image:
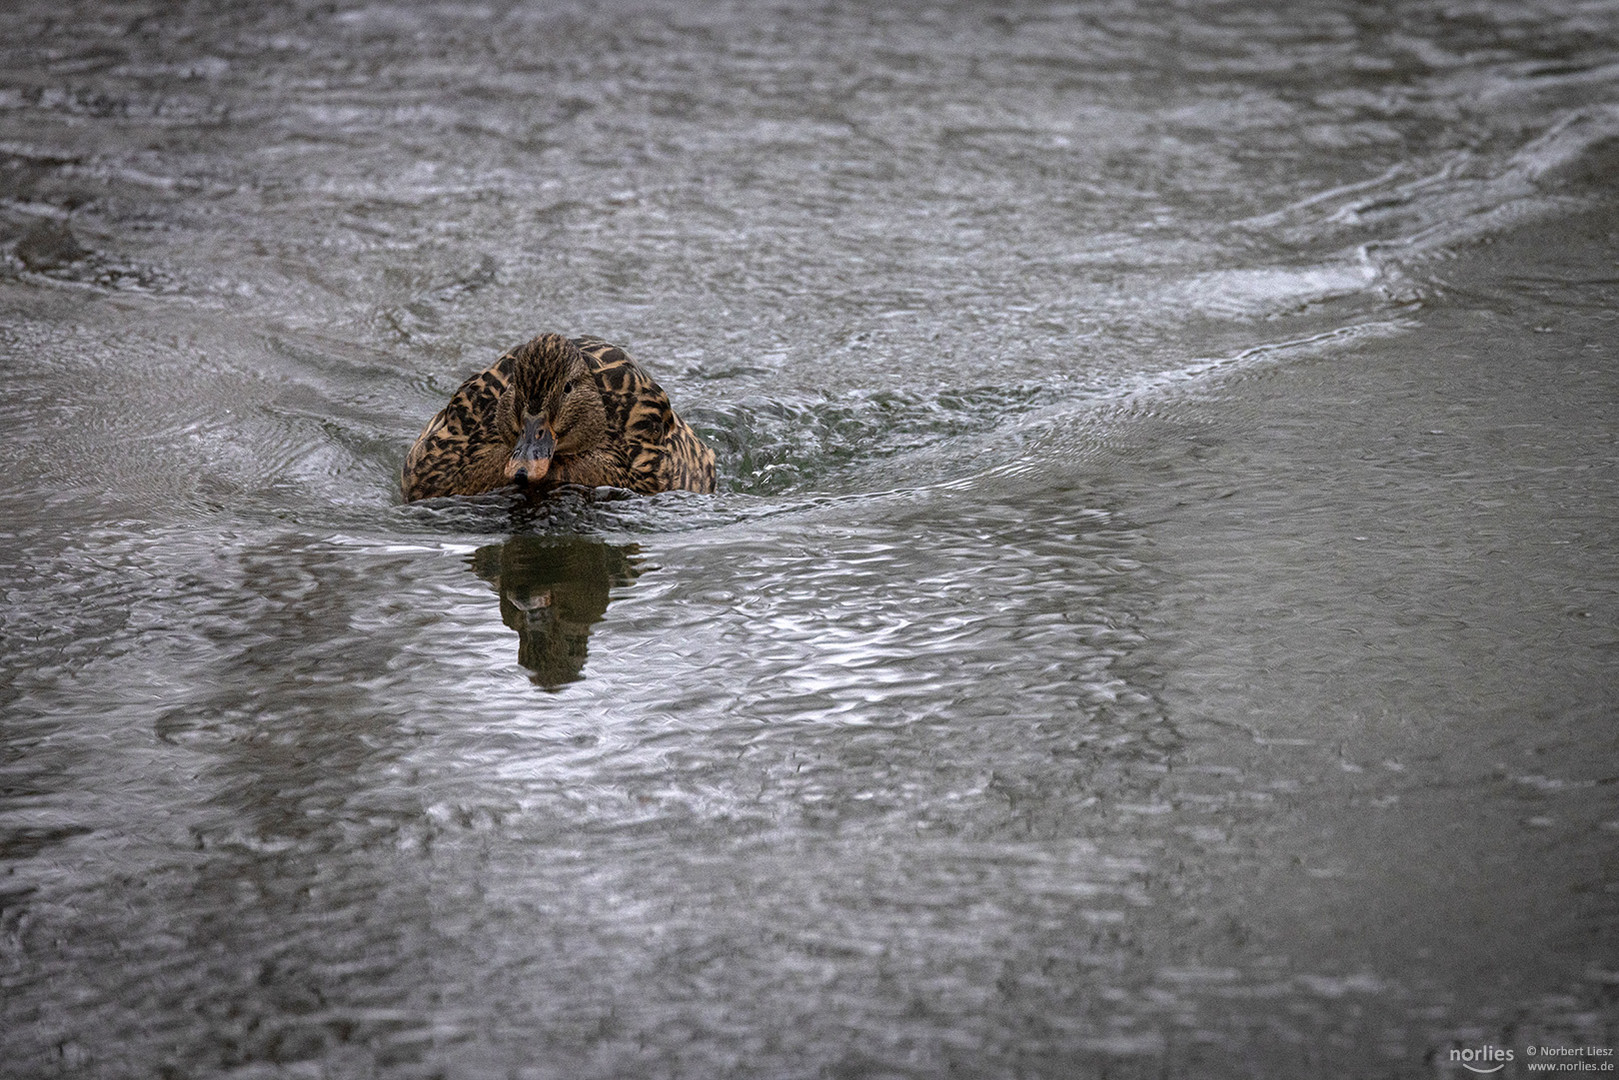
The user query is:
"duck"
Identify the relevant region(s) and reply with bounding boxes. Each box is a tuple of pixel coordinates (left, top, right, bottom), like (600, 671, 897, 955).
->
(402, 333, 716, 501)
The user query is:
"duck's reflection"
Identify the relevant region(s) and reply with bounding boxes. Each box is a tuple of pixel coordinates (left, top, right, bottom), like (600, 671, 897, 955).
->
(469, 535, 642, 688)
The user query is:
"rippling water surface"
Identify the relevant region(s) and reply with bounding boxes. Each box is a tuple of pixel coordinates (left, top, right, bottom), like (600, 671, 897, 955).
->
(3, 1, 1617, 1076)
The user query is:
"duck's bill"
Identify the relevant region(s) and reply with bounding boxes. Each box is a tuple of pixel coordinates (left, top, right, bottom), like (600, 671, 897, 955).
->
(505, 421, 556, 485)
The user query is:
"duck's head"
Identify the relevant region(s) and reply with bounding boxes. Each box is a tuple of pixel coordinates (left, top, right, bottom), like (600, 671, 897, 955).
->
(498, 334, 607, 487)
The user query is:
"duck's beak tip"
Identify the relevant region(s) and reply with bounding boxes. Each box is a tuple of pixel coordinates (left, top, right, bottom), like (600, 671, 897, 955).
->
(506, 420, 556, 485)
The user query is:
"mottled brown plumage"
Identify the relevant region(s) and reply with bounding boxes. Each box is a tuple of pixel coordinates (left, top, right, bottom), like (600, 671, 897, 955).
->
(402, 334, 715, 501)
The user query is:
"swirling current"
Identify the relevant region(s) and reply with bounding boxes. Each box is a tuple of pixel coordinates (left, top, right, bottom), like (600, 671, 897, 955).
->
(2, 2, 1617, 1077)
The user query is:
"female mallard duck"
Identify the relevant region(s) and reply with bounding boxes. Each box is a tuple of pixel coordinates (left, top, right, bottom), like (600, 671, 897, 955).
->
(402, 333, 715, 501)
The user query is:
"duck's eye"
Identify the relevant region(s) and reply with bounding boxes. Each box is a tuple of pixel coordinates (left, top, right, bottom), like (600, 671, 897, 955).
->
(563, 381, 575, 395)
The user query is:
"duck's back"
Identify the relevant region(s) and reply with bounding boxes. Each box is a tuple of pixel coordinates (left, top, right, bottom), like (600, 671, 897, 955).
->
(573, 336, 716, 495)
(401, 353, 520, 501)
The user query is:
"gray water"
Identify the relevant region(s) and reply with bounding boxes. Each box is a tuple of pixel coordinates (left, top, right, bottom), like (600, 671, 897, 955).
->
(3, 1, 1617, 1077)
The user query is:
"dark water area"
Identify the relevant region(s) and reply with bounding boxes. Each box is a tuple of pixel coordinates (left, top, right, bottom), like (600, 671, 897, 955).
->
(2, 1, 1617, 1077)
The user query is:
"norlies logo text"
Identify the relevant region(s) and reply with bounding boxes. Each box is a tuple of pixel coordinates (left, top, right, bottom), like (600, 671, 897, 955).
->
(1453, 1046, 1516, 1074)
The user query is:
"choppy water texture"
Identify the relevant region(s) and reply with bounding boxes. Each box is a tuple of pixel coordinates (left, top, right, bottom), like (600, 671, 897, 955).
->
(3, 1, 1618, 1077)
